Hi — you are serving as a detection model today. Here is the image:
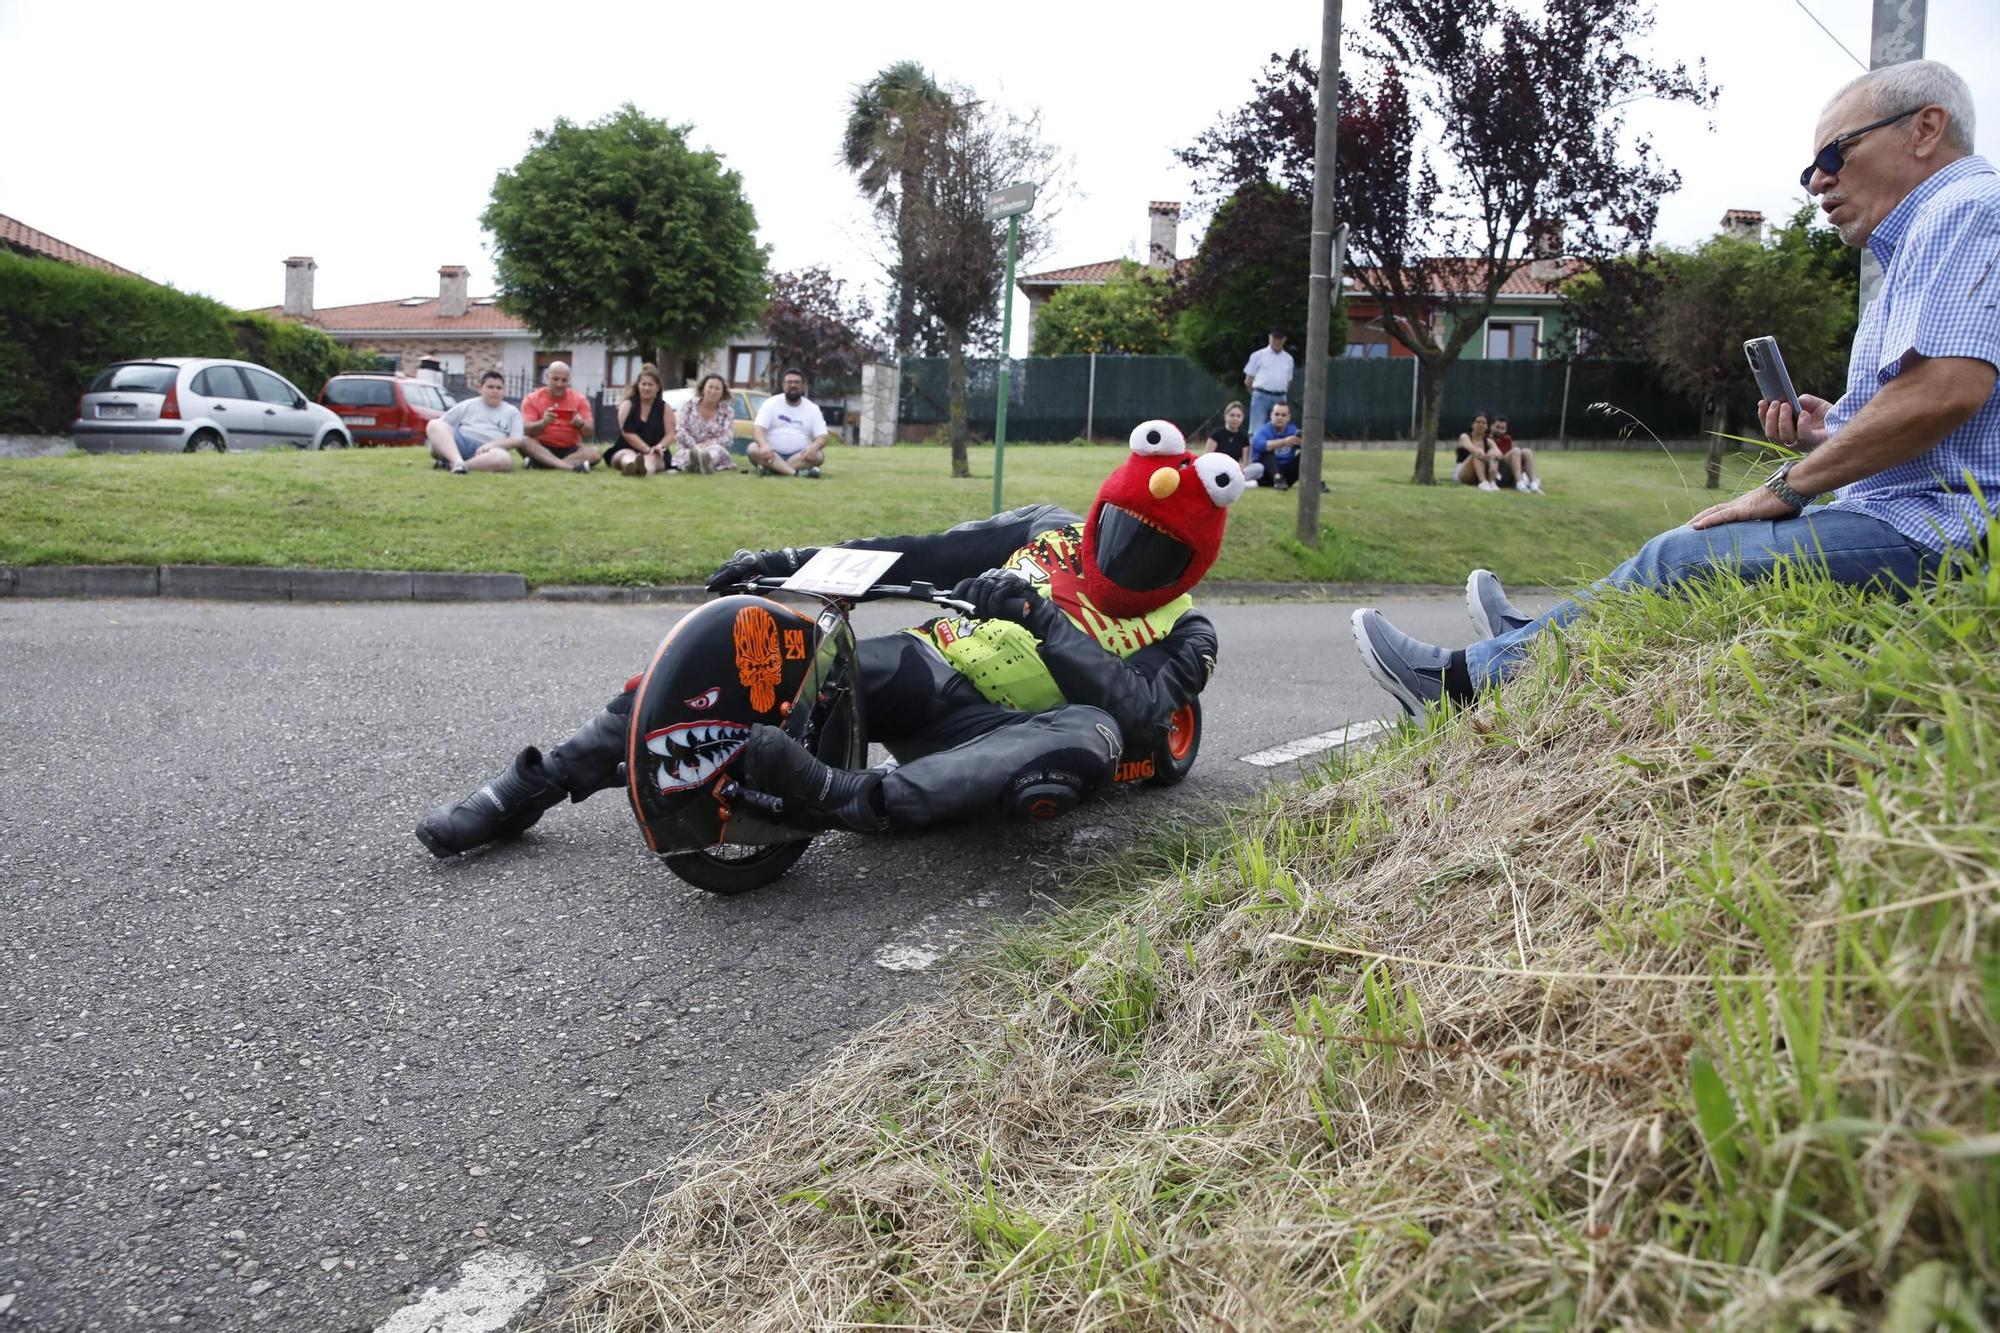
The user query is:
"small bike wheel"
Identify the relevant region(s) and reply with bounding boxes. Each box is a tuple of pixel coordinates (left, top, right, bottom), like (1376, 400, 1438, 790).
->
(664, 839, 810, 895)
(1145, 698, 1201, 787)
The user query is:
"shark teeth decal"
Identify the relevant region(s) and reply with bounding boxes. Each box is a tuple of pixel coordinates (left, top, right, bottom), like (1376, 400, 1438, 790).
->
(644, 721, 752, 794)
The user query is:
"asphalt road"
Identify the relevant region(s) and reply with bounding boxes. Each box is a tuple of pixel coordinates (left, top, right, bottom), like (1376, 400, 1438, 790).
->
(0, 589, 1549, 1332)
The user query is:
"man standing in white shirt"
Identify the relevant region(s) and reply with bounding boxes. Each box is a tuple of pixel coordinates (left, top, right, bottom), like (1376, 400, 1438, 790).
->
(750, 368, 830, 477)
(1242, 328, 1295, 434)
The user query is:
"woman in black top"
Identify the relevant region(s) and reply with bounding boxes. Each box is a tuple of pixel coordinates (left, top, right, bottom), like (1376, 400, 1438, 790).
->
(609, 365, 674, 477)
(1207, 401, 1250, 464)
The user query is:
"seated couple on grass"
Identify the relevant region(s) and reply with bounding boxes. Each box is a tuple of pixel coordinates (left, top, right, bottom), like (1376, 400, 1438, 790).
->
(1454, 412, 1543, 493)
(424, 363, 600, 474)
(1354, 60, 1997, 718)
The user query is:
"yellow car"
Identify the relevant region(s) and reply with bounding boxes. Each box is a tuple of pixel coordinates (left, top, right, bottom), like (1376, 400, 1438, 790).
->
(663, 387, 767, 454)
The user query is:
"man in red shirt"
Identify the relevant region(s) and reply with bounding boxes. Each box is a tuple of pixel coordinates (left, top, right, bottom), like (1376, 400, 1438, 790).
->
(519, 362, 601, 471)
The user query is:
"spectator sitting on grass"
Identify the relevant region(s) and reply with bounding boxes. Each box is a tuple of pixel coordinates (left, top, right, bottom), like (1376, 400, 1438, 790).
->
(426, 369, 526, 473)
(1207, 401, 1251, 466)
(1351, 59, 1999, 721)
(1250, 402, 1301, 490)
(1454, 412, 1505, 491)
(1491, 414, 1544, 493)
(520, 362, 601, 472)
(607, 364, 674, 478)
(674, 374, 738, 474)
(750, 368, 829, 478)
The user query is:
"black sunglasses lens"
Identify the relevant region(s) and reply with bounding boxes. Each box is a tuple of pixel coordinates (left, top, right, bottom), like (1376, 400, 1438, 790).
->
(1801, 144, 1843, 190)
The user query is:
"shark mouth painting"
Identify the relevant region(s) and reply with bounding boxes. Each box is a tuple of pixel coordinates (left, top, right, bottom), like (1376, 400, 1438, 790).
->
(644, 721, 752, 793)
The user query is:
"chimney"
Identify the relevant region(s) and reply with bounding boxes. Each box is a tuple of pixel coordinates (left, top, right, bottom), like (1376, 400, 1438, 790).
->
(438, 265, 470, 318)
(282, 256, 316, 319)
(1147, 201, 1180, 271)
(1527, 219, 1563, 283)
(1720, 209, 1765, 243)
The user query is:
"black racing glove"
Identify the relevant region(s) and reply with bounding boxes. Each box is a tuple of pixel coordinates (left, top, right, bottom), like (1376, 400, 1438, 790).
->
(705, 546, 819, 593)
(952, 570, 1042, 624)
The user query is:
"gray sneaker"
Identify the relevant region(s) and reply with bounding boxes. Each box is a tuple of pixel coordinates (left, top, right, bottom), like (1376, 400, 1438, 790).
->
(802, 466, 822, 479)
(1350, 609, 1455, 718)
(1465, 569, 1533, 639)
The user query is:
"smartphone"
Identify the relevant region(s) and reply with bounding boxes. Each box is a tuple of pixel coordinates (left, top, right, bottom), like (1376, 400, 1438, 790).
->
(1743, 336, 1803, 418)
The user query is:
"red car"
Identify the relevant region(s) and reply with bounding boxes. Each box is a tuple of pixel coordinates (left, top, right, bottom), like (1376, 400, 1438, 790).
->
(318, 374, 451, 446)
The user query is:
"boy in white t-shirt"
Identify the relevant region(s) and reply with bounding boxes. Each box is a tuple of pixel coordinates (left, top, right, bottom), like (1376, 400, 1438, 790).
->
(426, 370, 528, 473)
(750, 368, 830, 477)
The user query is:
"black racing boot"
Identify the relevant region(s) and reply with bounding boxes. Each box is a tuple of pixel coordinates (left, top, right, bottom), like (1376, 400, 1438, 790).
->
(414, 747, 569, 857)
(736, 725, 887, 832)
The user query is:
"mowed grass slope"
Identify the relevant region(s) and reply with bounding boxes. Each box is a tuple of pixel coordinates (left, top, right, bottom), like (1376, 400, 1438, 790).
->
(561, 566, 2000, 1330)
(0, 444, 1737, 588)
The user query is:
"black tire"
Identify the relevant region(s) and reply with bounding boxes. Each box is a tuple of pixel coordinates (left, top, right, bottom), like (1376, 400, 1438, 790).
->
(317, 432, 350, 450)
(662, 664, 864, 895)
(183, 429, 225, 454)
(1144, 697, 1201, 787)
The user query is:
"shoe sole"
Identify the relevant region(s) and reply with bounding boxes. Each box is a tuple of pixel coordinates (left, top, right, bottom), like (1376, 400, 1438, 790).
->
(413, 822, 452, 858)
(1465, 570, 1504, 639)
(1348, 609, 1422, 719)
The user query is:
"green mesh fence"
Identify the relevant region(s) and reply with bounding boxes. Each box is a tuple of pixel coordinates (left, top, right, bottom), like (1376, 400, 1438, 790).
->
(898, 355, 1698, 441)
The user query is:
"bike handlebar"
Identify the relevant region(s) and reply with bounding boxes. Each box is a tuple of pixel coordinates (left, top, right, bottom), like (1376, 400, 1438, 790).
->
(727, 576, 975, 613)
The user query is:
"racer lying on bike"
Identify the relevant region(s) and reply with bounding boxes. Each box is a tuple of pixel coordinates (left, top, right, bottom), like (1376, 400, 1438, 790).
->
(415, 420, 1251, 854)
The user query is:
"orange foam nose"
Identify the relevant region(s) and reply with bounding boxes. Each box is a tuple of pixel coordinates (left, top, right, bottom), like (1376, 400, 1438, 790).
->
(1149, 466, 1180, 499)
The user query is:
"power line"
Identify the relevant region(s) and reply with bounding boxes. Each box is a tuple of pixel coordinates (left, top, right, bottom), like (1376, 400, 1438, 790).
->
(1792, 0, 1869, 73)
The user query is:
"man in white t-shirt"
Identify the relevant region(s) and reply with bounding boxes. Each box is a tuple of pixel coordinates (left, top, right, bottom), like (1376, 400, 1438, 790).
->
(1242, 328, 1296, 434)
(425, 370, 528, 474)
(750, 368, 830, 477)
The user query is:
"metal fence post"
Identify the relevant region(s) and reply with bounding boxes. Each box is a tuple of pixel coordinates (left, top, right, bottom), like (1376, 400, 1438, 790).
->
(1085, 353, 1096, 442)
(1408, 357, 1419, 439)
(1557, 358, 1574, 445)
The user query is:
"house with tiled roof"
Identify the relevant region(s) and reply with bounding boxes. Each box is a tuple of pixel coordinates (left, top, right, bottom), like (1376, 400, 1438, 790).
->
(1, 211, 145, 280)
(1016, 202, 1189, 346)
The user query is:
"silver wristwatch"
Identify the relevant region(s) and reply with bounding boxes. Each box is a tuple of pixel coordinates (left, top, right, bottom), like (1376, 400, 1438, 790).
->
(1762, 460, 1816, 513)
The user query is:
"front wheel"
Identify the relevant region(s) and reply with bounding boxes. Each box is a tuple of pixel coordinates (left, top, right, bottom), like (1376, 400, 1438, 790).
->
(317, 432, 350, 450)
(663, 839, 811, 895)
(1145, 698, 1201, 787)
(183, 429, 225, 454)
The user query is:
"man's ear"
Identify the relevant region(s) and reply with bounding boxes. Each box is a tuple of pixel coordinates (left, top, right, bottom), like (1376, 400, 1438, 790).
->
(1911, 104, 1954, 160)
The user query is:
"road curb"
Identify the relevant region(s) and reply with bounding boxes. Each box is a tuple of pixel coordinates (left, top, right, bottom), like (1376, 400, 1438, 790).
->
(0, 566, 1560, 605)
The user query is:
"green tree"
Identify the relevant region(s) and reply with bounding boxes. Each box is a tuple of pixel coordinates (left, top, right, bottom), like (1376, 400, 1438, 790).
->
(483, 104, 767, 367)
(1172, 183, 1339, 386)
(1030, 261, 1174, 356)
(844, 62, 953, 358)
(1571, 206, 1858, 487)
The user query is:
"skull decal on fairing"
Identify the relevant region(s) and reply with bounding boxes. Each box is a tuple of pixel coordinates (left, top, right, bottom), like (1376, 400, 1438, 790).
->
(732, 605, 784, 712)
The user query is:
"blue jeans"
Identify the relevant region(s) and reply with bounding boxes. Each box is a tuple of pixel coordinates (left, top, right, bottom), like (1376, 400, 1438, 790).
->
(1249, 389, 1287, 435)
(1465, 508, 1941, 686)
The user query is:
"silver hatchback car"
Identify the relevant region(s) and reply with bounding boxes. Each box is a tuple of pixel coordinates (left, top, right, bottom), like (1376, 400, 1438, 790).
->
(70, 358, 353, 453)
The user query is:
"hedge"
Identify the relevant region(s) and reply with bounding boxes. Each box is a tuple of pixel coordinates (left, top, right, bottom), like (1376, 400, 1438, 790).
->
(0, 251, 376, 434)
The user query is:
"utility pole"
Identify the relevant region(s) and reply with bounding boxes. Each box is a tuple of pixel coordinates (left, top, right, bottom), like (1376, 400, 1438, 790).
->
(983, 182, 1036, 514)
(1296, 0, 1342, 545)
(1859, 0, 1926, 312)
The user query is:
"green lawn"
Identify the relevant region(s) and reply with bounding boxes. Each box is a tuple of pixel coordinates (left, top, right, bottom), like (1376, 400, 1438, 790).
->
(0, 443, 1752, 588)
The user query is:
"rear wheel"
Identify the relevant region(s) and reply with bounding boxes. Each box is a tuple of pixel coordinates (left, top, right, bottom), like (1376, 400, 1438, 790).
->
(183, 429, 225, 454)
(1145, 698, 1201, 787)
(317, 432, 350, 450)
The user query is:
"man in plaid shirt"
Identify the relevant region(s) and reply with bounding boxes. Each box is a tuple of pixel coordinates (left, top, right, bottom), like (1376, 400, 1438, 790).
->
(1353, 60, 2000, 718)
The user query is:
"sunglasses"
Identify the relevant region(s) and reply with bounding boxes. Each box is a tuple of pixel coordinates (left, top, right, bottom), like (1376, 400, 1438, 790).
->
(1800, 106, 1919, 190)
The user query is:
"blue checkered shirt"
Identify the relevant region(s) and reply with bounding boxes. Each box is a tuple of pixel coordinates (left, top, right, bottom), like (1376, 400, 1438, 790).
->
(1824, 154, 2000, 553)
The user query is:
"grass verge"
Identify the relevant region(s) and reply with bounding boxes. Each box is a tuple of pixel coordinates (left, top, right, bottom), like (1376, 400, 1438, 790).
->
(0, 444, 1747, 587)
(557, 563, 2000, 1330)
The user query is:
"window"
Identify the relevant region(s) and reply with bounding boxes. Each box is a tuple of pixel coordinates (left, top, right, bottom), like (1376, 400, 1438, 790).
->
(429, 353, 466, 377)
(89, 363, 178, 394)
(324, 378, 395, 407)
(242, 367, 299, 406)
(404, 384, 449, 411)
(192, 366, 253, 400)
(729, 346, 771, 388)
(1485, 320, 1539, 360)
(1342, 342, 1390, 359)
(606, 351, 648, 389)
(534, 350, 574, 385)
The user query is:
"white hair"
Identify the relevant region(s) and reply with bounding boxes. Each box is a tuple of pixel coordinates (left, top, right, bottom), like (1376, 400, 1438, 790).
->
(1828, 59, 1975, 153)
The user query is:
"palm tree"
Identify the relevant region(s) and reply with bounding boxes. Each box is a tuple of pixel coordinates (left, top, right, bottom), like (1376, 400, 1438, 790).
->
(842, 61, 952, 358)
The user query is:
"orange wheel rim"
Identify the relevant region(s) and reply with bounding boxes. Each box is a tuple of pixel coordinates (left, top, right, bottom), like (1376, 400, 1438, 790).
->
(1165, 705, 1195, 760)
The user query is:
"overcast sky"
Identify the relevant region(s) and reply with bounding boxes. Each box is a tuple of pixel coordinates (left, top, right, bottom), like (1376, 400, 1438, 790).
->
(3, 0, 1994, 354)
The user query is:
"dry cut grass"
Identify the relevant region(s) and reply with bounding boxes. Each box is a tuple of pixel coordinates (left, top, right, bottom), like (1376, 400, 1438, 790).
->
(556, 562, 2000, 1331)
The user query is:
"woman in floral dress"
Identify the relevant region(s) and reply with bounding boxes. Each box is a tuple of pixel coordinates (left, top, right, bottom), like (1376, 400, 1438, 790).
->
(674, 374, 737, 473)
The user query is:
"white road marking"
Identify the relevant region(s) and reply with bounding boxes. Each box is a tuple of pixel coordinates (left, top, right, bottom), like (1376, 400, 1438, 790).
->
(374, 1251, 547, 1333)
(874, 943, 944, 972)
(1237, 718, 1395, 768)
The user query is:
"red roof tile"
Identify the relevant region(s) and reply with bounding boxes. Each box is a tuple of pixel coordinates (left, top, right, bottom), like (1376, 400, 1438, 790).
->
(254, 297, 530, 334)
(1349, 257, 1582, 298)
(0, 212, 142, 279)
(1020, 257, 1192, 286)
